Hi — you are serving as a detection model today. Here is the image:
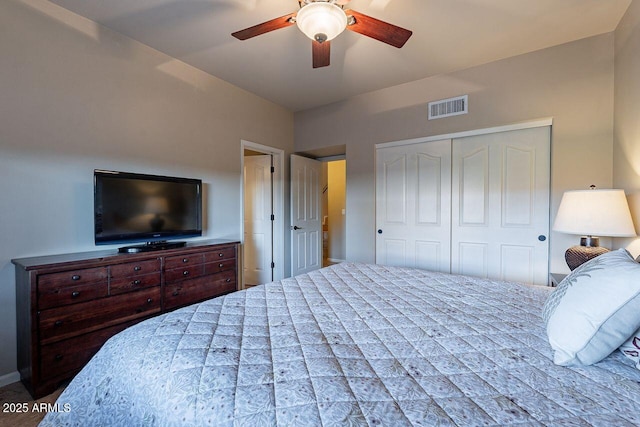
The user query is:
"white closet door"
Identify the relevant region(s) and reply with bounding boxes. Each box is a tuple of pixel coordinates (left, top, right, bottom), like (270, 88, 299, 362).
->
(375, 139, 452, 271)
(451, 126, 550, 285)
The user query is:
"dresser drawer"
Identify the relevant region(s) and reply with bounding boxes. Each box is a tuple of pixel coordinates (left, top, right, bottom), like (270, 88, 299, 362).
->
(110, 272, 161, 295)
(40, 322, 132, 381)
(39, 287, 161, 344)
(204, 258, 236, 274)
(110, 259, 160, 279)
(164, 270, 236, 310)
(38, 282, 108, 310)
(165, 265, 205, 283)
(165, 254, 205, 270)
(38, 267, 108, 290)
(204, 247, 236, 262)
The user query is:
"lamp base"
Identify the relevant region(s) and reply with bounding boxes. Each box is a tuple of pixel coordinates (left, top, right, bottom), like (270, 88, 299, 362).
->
(565, 245, 609, 270)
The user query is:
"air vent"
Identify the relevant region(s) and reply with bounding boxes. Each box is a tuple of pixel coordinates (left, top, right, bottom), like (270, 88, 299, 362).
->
(428, 95, 468, 120)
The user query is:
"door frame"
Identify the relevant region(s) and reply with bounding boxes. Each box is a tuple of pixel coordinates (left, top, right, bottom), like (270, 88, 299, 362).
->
(241, 140, 285, 286)
(376, 118, 553, 150)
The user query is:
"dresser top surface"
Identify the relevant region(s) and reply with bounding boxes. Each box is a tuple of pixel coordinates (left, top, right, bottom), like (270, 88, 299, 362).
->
(12, 239, 239, 271)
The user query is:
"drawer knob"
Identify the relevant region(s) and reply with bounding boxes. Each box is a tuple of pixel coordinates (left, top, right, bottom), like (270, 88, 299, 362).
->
(226, 278, 231, 283)
(219, 263, 224, 268)
(133, 279, 141, 286)
(183, 270, 189, 276)
(54, 354, 64, 361)
(54, 320, 63, 327)
(182, 258, 189, 263)
(71, 291, 80, 298)
(218, 253, 224, 257)
(147, 298, 153, 304)
(134, 266, 142, 272)
(71, 275, 81, 281)
(172, 290, 179, 296)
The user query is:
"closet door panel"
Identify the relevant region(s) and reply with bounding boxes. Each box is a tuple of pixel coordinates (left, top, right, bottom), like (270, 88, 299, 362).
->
(459, 147, 489, 226)
(456, 242, 488, 278)
(415, 241, 442, 272)
(382, 239, 407, 267)
(383, 154, 408, 224)
(376, 151, 410, 267)
(452, 127, 550, 285)
(376, 140, 451, 271)
(416, 153, 442, 225)
(503, 146, 535, 227)
(500, 244, 534, 284)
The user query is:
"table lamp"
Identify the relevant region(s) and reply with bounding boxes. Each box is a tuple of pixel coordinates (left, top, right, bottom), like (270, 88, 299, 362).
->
(553, 187, 636, 270)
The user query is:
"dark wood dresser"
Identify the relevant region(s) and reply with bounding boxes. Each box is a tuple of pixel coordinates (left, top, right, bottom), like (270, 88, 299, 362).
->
(12, 239, 239, 399)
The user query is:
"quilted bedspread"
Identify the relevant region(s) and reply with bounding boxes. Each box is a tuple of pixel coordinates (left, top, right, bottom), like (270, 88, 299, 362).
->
(41, 263, 640, 426)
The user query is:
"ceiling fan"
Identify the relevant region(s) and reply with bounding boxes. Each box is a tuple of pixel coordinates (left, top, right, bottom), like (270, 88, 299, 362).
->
(232, 0, 412, 68)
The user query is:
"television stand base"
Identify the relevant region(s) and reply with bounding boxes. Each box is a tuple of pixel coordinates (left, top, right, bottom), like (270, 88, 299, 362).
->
(118, 241, 186, 253)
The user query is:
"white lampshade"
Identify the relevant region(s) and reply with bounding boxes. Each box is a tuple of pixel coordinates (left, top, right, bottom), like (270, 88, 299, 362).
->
(296, 2, 348, 42)
(553, 189, 636, 237)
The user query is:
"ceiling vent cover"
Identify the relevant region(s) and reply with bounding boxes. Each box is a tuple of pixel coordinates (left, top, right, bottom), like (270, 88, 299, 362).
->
(428, 95, 468, 120)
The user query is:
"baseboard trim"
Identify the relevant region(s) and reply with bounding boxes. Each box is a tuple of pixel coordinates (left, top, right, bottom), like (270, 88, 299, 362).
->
(0, 371, 20, 388)
(328, 258, 345, 263)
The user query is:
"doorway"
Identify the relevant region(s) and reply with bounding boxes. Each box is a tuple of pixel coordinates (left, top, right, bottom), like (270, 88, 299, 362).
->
(241, 140, 284, 288)
(289, 153, 347, 276)
(322, 159, 346, 266)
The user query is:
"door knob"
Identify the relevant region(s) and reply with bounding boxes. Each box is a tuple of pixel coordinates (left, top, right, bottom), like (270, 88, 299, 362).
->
(378, 229, 383, 234)
(538, 235, 546, 241)
(292, 226, 302, 230)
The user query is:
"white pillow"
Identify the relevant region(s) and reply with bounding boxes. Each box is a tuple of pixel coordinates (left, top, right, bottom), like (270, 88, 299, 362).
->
(619, 326, 640, 369)
(544, 249, 640, 366)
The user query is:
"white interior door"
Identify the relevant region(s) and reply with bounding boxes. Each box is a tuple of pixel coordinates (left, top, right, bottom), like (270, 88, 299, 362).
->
(291, 154, 322, 276)
(375, 139, 452, 271)
(243, 155, 273, 285)
(451, 126, 550, 285)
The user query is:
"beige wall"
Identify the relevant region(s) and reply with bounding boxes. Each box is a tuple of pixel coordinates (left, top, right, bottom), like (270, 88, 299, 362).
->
(0, 0, 293, 381)
(295, 34, 615, 273)
(614, 0, 640, 254)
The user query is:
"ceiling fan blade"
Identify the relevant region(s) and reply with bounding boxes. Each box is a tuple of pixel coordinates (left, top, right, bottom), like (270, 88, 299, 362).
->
(344, 9, 412, 48)
(231, 12, 296, 40)
(312, 40, 330, 68)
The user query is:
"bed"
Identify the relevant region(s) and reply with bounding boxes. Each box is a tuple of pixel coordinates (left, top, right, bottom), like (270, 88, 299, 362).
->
(40, 263, 640, 426)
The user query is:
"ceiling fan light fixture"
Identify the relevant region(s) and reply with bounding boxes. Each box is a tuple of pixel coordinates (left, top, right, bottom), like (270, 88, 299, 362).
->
(296, 2, 347, 43)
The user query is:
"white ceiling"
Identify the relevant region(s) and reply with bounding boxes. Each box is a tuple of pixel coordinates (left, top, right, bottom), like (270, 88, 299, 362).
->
(49, 0, 631, 112)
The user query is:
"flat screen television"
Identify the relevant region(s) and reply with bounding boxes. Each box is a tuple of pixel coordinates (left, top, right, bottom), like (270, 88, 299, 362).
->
(94, 170, 202, 252)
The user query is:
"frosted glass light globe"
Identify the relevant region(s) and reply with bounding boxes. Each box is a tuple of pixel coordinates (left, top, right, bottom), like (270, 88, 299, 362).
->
(296, 2, 348, 43)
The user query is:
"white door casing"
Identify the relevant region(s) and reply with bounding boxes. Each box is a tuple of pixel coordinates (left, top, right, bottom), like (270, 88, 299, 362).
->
(451, 126, 550, 285)
(375, 139, 452, 271)
(291, 155, 322, 276)
(243, 155, 273, 285)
